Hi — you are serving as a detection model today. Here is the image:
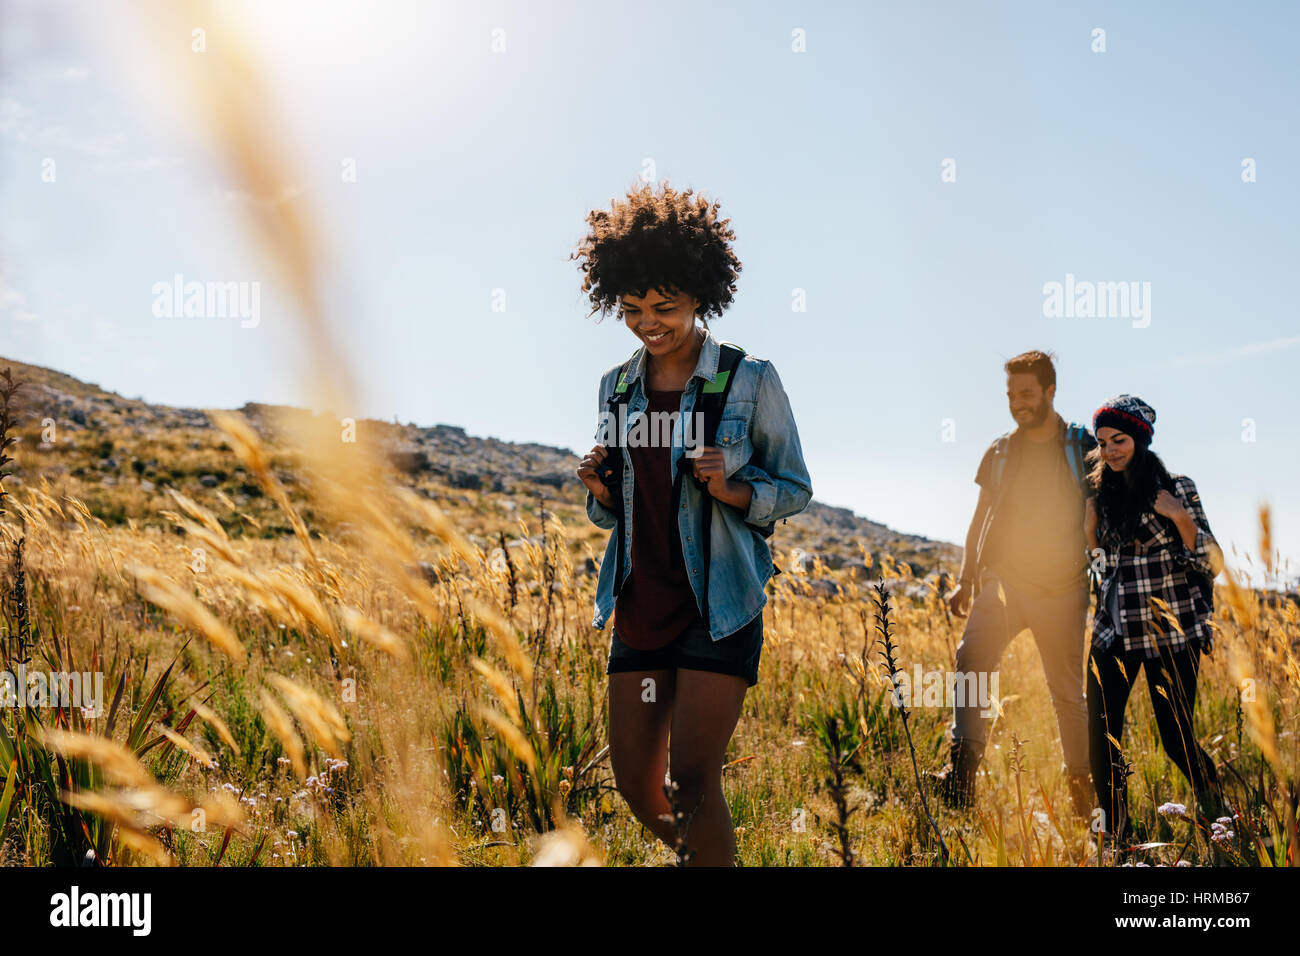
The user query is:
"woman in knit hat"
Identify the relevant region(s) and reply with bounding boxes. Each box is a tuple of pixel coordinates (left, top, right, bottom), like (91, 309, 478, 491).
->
(1083, 394, 1227, 851)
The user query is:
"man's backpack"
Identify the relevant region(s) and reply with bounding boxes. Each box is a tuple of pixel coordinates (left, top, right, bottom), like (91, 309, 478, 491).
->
(987, 422, 1093, 495)
(596, 342, 779, 614)
(976, 421, 1095, 596)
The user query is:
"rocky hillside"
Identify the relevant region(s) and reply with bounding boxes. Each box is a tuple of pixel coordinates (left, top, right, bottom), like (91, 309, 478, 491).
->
(0, 355, 961, 583)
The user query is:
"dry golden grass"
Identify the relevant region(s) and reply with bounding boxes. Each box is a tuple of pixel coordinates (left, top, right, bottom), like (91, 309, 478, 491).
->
(2, 461, 1297, 866)
(0, 0, 1293, 868)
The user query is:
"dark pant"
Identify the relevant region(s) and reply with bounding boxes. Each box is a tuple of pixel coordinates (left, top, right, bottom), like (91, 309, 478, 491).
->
(1087, 640, 1220, 834)
(951, 570, 1090, 776)
(607, 612, 764, 687)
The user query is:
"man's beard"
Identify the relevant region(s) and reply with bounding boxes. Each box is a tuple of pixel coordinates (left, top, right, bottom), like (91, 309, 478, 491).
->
(1016, 401, 1050, 428)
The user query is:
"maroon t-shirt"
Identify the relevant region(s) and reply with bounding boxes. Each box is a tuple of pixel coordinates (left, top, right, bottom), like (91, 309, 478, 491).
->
(613, 387, 706, 650)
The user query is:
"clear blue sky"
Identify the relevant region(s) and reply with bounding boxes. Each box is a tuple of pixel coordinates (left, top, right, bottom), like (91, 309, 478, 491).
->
(2, 0, 1296, 584)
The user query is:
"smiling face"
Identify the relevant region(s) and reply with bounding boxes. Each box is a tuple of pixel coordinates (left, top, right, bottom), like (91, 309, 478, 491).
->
(1096, 426, 1136, 472)
(1006, 372, 1055, 428)
(620, 287, 700, 357)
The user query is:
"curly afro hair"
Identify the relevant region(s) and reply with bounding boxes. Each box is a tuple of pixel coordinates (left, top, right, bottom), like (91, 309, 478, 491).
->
(570, 179, 742, 324)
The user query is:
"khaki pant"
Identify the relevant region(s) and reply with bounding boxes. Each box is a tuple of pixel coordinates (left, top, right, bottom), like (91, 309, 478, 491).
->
(950, 568, 1090, 776)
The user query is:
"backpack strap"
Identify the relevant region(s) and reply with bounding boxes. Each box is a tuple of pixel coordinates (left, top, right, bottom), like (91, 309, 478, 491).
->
(600, 357, 636, 596)
(604, 343, 780, 619)
(989, 433, 1012, 489)
(1064, 423, 1089, 493)
(701, 345, 775, 539)
(671, 344, 759, 624)
(973, 433, 1013, 590)
(596, 358, 638, 473)
(693, 343, 746, 471)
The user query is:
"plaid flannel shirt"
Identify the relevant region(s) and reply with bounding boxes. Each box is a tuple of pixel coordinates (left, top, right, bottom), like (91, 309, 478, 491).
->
(1091, 474, 1222, 659)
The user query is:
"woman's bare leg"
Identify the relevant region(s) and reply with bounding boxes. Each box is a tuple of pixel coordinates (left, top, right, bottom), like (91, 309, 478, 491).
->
(667, 668, 750, 866)
(608, 669, 677, 844)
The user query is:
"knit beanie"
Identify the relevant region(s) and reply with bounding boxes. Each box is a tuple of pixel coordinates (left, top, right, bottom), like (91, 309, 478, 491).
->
(1093, 394, 1156, 445)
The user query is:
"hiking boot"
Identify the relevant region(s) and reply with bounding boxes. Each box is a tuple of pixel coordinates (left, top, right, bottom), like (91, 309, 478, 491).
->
(1098, 828, 1122, 863)
(1099, 827, 1130, 864)
(927, 738, 983, 810)
(1097, 815, 1145, 863)
(1067, 771, 1095, 819)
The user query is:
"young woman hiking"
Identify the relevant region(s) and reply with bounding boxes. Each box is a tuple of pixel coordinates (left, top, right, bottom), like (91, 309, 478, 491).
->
(572, 180, 813, 865)
(1083, 394, 1227, 849)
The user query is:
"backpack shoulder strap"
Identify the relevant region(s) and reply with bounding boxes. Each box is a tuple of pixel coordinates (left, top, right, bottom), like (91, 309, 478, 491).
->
(602, 356, 639, 598)
(989, 432, 1012, 489)
(603, 356, 638, 431)
(695, 344, 780, 541)
(688, 344, 765, 619)
(1064, 423, 1089, 493)
(613, 362, 633, 395)
(702, 340, 743, 418)
(695, 343, 746, 448)
(597, 358, 637, 552)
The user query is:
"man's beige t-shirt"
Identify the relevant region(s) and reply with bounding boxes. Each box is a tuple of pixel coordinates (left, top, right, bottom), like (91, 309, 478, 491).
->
(978, 433, 1088, 596)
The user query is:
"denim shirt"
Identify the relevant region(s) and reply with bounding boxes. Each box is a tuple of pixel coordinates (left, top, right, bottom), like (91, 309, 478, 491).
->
(584, 327, 813, 641)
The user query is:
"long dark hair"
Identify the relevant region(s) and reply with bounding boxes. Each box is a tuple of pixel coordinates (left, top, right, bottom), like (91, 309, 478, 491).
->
(1086, 440, 1174, 546)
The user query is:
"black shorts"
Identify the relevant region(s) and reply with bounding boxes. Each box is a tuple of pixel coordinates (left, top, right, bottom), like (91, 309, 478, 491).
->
(607, 612, 764, 687)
